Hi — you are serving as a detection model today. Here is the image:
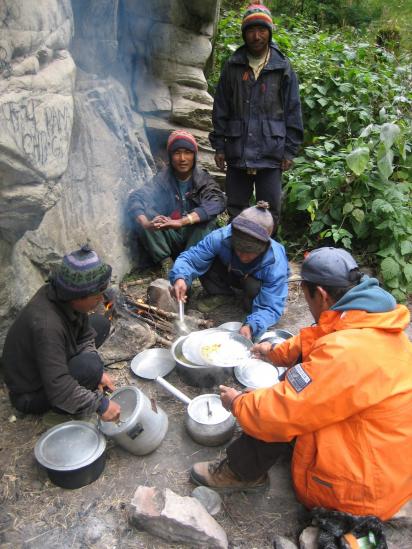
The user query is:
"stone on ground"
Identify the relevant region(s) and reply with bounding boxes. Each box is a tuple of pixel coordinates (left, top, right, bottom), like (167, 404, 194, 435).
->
(299, 526, 319, 549)
(128, 485, 228, 548)
(192, 486, 222, 516)
(147, 278, 178, 313)
(273, 534, 299, 549)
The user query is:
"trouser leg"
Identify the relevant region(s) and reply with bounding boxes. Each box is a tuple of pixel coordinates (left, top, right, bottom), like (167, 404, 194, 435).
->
(226, 433, 293, 481)
(67, 352, 104, 390)
(183, 219, 217, 250)
(199, 258, 235, 296)
(225, 167, 254, 221)
(239, 276, 262, 312)
(88, 313, 111, 348)
(138, 228, 184, 263)
(254, 168, 282, 231)
(9, 389, 50, 414)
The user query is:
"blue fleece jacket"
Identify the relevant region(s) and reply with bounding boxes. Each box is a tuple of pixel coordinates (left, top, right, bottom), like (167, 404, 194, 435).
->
(169, 225, 289, 337)
(331, 276, 396, 313)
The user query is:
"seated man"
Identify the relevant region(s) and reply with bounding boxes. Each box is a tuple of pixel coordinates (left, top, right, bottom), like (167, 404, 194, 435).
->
(2, 246, 120, 423)
(170, 201, 288, 340)
(190, 247, 412, 520)
(127, 130, 226, 273)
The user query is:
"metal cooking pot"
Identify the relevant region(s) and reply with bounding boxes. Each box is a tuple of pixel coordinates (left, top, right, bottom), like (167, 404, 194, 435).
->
(99, 386, 168, 455)
(156, 377, 236, 446)
(171, 335, 233, 388)
(34, 421, 106, 489)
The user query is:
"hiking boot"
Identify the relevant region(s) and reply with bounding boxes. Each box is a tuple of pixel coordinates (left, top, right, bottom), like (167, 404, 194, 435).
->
(190, 459, 269, 492)
(196, 294, 232, 313)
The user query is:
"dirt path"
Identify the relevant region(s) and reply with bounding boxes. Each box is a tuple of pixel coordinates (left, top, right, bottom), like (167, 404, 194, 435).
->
(0, 280, 411, 548)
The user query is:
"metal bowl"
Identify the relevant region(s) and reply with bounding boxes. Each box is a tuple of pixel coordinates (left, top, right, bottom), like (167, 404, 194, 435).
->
(218, 321, 242, 332)
(130, 347, 175, 379)
(234, 359, 281, 389)
(182, 329, 252, 368)
(171, 335, 233, 388)
(258, 329, 294, 343)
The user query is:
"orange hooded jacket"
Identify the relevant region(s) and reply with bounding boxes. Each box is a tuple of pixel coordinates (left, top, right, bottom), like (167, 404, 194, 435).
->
(232, 304, 412, 519)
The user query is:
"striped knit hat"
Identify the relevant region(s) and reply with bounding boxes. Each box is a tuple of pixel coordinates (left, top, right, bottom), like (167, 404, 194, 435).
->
(167, 130, 198, 154)
(232, 201, 274, 243)
(242, 3, 273, 39)
(52, 245, 112, 301)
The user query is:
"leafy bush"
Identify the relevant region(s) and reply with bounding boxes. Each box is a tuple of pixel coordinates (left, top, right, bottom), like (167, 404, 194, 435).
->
(208, 11, 412, 299)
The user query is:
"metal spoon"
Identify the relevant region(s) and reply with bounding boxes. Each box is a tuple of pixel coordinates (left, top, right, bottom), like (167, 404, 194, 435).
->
(174, 300, 190, 336)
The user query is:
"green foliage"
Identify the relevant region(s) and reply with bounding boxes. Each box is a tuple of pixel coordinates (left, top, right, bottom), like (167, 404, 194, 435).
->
(209, 10, 412, 299)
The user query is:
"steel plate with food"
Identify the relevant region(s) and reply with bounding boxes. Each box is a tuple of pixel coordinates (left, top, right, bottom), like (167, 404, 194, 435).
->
(183, 329, 252, 368)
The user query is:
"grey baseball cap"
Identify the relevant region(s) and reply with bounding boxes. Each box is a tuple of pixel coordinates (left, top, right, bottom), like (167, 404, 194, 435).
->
(298, 247, 361, 287)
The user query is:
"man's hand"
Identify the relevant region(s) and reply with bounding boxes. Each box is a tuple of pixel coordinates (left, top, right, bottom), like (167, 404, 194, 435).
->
(172, 279, 188, 302)
(239, 324, 252, 340)
(251, 341, 272, 359)
(215, 152, 226, 172)
(281, 158, 293, 171)
(157, 218, 183, 231)
(100, 400, 121, 422)
(98, 372, 116, 393)
(219, 385, 242, 411)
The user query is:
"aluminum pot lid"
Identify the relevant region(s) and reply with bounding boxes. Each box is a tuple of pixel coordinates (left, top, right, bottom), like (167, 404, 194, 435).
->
(34, 421, 106, 471)
(131, 348, 175, 380)
(99, 386, 141, 436)
(183, 330, 252, 368)
(188, 394, 232, 425)
(258, 329, 294, 343)
(234, 359, 280, 389)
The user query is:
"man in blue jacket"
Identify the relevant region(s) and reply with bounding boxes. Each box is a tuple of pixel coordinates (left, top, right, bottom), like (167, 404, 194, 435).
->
(170, 201, 288, 340)
(128, 130, 226, 274)
(210, 3, 303, 229)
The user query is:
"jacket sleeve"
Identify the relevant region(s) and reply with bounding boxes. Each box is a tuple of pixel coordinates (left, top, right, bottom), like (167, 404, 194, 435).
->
(209, 62, 232, 153)
(169, 230, 223, 286)
(127, 175, 161, 221)
(244, 247, 289, 337)
(33, 318, 102, 415)
(283, 66, 304, 160)
(191, 171, 227, 222)
(232, 336, 395, 443)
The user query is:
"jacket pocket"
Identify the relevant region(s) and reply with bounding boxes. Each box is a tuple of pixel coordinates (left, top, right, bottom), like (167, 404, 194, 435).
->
(224, 119, 243, 161)
(261, 119, 286, 161)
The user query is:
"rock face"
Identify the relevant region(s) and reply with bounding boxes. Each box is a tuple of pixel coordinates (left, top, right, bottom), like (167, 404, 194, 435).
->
(128, 485, 228, 548)
(0, 0, 221, 345)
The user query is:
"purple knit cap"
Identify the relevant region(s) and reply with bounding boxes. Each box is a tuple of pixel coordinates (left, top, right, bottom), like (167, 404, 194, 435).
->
(232, 201, 274, 242)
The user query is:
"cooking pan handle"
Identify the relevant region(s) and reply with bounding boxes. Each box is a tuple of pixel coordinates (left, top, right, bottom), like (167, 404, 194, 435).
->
(155, 377, 191, 406)
(127, 422, 144, 440)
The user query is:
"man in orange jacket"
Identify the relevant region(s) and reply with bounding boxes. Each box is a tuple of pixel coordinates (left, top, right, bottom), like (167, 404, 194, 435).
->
(190, 247, 412, 520)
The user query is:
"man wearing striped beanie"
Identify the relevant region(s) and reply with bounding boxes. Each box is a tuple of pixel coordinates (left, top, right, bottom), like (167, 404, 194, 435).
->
(2, 245, 121, 422)
(128, 129, 226, 276)
(210, 2, 303, 230)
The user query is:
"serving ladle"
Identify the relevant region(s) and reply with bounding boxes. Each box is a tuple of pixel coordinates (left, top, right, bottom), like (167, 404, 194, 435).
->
(174, 300, 191, 336)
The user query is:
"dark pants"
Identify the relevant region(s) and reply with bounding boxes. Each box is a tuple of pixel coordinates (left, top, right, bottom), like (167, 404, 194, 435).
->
(227, 433, 293, 481)
(225, 167, 282, 230)
(138, 220, 216, 264)
(199, 257, 261, 311)
(9, 314, 110, 415)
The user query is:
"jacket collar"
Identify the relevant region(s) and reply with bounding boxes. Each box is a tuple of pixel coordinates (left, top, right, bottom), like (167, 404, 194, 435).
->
(46, 283, 80, 323)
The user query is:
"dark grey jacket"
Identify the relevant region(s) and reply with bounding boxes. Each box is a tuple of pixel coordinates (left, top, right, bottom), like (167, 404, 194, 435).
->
(2, 284, 104, 415)
(210, 43, 304, 169)
(127, 166, 226, 224)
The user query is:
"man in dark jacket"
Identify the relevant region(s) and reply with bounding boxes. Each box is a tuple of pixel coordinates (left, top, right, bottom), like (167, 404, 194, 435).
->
(128, 130, 226, 273)
(2, 246, 120, 422)
(210, 3, 303, 228)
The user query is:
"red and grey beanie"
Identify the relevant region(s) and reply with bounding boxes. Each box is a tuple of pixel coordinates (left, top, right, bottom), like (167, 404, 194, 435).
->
(167, 130, 198, 155)
(242, 3, 273, 40)
(52, 245, 112, 301)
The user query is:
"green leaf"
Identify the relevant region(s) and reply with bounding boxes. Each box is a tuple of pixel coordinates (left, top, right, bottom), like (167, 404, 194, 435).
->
(343, 202, 354, 214)
(352, 208, 365, 223)
(385, 277, 400, 289)
(377, 143, 394, 180)
(381, 257, 400, 280)
(317, 97, 328, 107)
(380, 123, 400, 150)
(400, 241, 412, 256)
(324, 142, 335, 152)
(346, 147, 369, 176)
(404, 264, 412, 283)
(339, 83, 352, 93)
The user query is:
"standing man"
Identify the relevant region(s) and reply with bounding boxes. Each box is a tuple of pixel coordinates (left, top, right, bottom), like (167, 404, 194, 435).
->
(127, 130, 226, 275)
(210, 3, 303, 229)
(190, 248, 412, 521)
(2, 246, 120, 422)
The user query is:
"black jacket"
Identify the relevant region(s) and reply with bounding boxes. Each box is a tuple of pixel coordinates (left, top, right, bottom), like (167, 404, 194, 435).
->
(127, 166, 226, 224)
(210, 43, 304, 169)
(2, 285, 104, 415)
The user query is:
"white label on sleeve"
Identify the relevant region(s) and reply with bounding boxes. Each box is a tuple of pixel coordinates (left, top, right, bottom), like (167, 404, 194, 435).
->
(286, 363, 312, 393)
